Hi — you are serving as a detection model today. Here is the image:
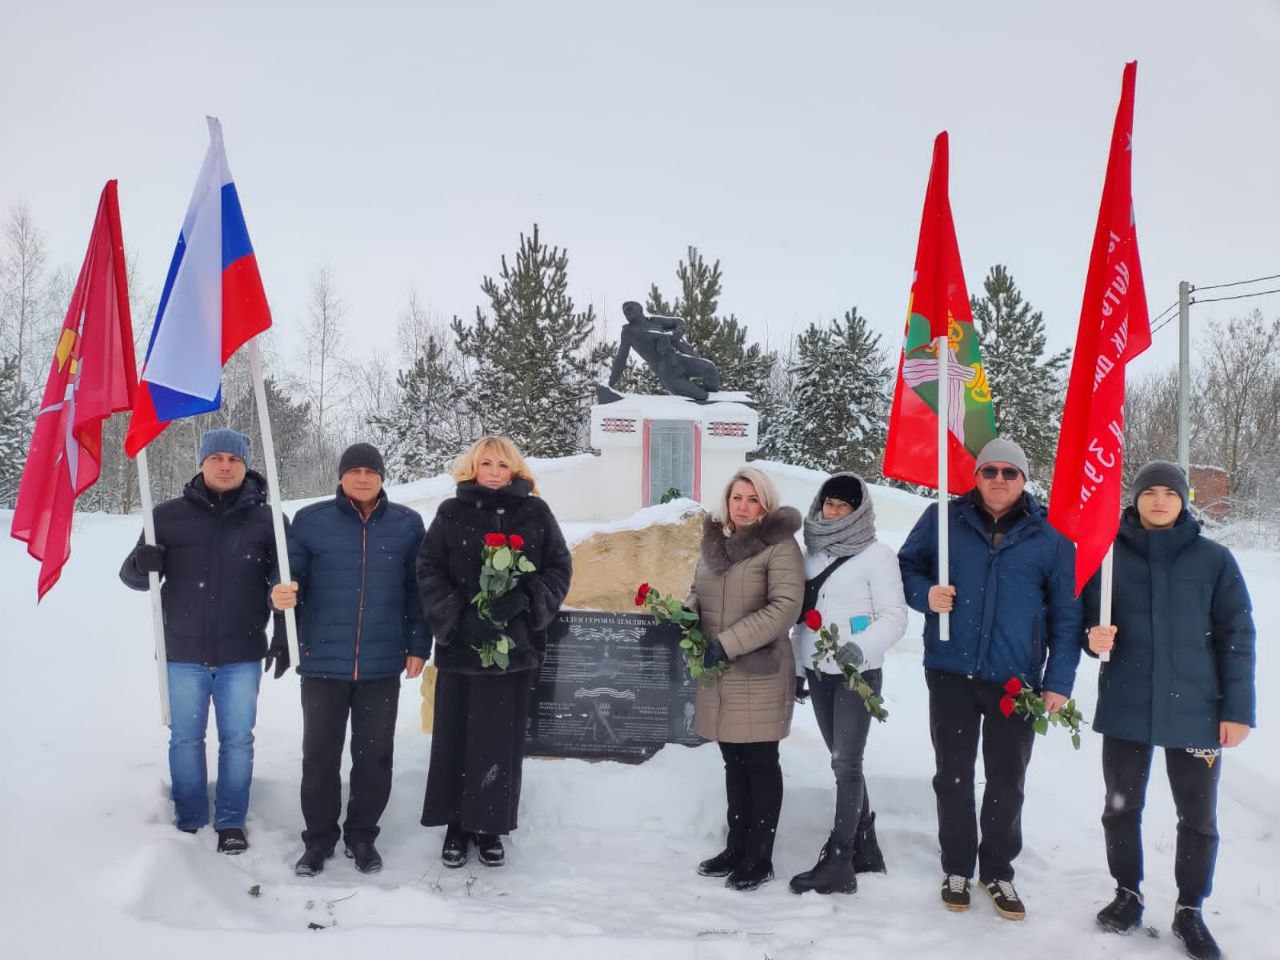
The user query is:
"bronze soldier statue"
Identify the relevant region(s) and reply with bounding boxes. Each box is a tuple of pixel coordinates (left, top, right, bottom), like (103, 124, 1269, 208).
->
(605, 301, 722, 402)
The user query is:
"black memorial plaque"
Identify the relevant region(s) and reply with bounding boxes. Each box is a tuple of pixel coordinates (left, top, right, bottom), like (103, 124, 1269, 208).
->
(525, 611, 704, 763)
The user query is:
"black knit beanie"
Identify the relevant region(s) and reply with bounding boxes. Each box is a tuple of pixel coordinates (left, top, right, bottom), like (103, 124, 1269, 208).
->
(819, 474, 863, 511)
(338, 443, 386, 480)
(1131, 460, 1189, 507)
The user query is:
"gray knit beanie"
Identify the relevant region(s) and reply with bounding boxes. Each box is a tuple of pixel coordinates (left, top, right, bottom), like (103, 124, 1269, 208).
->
(1131, 460, 1189, 507)
(974, 437, 1029, 479)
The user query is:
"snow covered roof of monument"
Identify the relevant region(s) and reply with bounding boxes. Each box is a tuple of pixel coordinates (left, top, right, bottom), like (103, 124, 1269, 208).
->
(594, 391, 757, 423)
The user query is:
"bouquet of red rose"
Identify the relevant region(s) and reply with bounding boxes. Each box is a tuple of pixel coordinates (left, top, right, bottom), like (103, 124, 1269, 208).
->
(634, 583, 729, 685)
(999, 676, 1086, 749)
(805, 610, 888, 722)
(472, 532, 536, 669)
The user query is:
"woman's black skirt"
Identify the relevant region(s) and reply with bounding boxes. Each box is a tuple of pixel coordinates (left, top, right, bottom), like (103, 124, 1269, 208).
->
(421, 667, 535, 835)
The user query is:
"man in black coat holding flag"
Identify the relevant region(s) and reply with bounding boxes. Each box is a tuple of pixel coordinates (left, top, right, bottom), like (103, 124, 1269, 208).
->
(120, 429, 287, 854)
(1084, 461, 1256, 960)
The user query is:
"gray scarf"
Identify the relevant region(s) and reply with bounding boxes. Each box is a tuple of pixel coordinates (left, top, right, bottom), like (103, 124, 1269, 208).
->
(803, 473, 877, 557)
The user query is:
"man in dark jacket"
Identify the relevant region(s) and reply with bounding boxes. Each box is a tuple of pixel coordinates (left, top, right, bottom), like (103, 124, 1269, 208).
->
(271, 443, 429, 877)
(1084, 461, 1255, 960)
(119, 429, 287, 854)
(898, 437, 1082, 921)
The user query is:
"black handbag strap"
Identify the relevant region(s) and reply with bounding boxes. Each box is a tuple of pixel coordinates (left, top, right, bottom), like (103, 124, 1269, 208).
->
(798, 554, 852, 623)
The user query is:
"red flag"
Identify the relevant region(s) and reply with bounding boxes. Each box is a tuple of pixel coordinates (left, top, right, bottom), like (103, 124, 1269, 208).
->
(883, 132, 997, 493)
(1048, 62, 1151, 594)
(10, 181, 138, 599)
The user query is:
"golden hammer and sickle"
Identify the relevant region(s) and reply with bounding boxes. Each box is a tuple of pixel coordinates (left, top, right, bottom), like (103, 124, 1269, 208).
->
(55, 329, 78, 373)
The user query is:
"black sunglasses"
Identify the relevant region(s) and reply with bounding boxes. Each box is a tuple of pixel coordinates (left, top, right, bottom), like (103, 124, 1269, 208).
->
(979, 466, 1021, 481)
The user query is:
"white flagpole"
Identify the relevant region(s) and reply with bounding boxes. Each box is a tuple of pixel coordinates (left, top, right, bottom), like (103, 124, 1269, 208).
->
(135, 448, 171, 725)
(1098, 544, 1114, 663)
(247, 339, 300, 666)
(937, 332, 950, 643)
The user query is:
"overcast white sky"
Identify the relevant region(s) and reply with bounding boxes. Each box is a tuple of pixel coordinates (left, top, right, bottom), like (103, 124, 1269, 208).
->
(3, 0, 1278, 378)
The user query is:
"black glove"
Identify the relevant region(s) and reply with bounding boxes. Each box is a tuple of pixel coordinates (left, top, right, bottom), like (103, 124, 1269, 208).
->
(456, 608, 501, 649)
(703, 637, 727, 670)
(264, 632, 290, 679)
(489, 588, 530, 623)
(134, 544, 166, 575)
(795, 675, 809, 703)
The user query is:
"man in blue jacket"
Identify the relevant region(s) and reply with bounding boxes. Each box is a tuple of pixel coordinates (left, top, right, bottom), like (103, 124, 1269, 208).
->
(119, 429, 288, 854)
(898, 437, 1082, 921)
(271, 443, 430, 877)
(1084, 462, 1255, 960)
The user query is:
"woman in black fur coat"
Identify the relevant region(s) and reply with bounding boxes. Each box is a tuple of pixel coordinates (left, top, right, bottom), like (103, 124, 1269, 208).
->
(416, 436, 572, 869)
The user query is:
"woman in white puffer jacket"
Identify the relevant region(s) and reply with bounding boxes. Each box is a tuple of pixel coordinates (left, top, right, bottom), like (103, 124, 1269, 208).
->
(789, 473, 907, 896)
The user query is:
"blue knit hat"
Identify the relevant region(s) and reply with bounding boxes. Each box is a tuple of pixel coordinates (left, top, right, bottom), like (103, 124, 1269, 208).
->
(199, 429, 251, 467)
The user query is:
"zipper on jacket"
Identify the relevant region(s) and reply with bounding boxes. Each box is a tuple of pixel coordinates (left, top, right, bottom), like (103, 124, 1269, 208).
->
(354, 518, 368, 680)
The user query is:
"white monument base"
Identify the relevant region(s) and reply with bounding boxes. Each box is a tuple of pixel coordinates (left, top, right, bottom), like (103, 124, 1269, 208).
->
(533, 392, 759, 523)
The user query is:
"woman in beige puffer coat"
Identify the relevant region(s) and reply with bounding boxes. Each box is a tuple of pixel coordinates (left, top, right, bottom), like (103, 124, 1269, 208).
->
(688, 466, 804, 891)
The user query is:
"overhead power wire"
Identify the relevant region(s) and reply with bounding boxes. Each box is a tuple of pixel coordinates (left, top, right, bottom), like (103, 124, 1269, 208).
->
(1150, 312, 1178, 337)
(1188, 286, 1280, 306)
(1148, 299, 1178, 326)
(1147, 285, 1280, 337)
(1190, 272, 1280, 293)
(1146, 300, 1179, 336)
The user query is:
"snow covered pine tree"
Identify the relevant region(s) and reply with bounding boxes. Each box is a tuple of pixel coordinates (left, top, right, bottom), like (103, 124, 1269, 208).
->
(452, 225, 612, 458)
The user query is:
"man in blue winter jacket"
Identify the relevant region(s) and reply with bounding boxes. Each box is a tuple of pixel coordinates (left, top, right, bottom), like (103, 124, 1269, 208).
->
(119, 429, 288, 855)
(898, 437, 1082, 922)
(1084, 461, 1255, 960)
(271, 442, 430, 877)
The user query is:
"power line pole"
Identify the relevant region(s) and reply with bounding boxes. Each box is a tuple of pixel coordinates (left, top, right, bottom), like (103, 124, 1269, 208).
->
(1177, 280, 1192, 478)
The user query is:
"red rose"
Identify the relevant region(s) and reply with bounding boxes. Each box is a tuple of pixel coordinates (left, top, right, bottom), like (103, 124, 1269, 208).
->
(998, 695, 1017, 718)
(804, 610, 823, 631)
(484, 533, 508, 547)
(508, 534, 525, 551)
(635, 583, 651, 606)
(1004, 677, 1023, 696)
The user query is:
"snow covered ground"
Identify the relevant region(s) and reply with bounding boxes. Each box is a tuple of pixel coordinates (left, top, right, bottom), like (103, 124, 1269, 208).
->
(1, 483, 1275, 959)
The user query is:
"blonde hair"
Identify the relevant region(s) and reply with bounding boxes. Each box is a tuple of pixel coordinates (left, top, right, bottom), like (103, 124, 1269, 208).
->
(451, 435, 540, 495)
(719, 465, 779, 532)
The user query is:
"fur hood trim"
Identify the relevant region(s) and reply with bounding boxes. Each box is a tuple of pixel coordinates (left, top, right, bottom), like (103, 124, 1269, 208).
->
(700, 506, 802, 575)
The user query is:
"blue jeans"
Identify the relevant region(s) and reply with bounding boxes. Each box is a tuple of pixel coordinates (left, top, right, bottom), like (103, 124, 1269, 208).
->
(167, 660, 261, 831)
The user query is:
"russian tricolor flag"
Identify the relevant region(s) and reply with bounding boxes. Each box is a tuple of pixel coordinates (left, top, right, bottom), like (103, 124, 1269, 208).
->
(125, 117, 271, 456)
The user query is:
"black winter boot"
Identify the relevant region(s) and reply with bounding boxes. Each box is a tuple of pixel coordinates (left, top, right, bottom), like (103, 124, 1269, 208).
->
(294, 845, 334, 877)
(726, 860, 774, 891)
(697, 848, 740, 878)
(1096, 887, 1144, 934)
(790, 834, 857, 895)
(216, 828, 249, 855)
(1172, 905, 1221, 960)
(344, 840, 383, 874)
(441, 824, 470, 868)
(475, 833, 505, 867)
(852, 811, 886, 874)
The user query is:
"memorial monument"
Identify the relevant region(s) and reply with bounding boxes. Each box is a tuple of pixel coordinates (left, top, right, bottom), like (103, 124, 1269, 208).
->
(601, 300, 722, 402)
(422, 299, 770, 762)
(583, 299, 759, 515)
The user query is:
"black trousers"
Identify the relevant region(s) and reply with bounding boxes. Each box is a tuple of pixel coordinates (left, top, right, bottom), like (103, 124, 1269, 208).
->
(422, 668, 534, 836)
(719, 740, 783, 867)
(1102, 736, 1221, 906)
(807, 668, 882, 843)
(926, 668, 1035, 882)
(300, 675, 400, 849)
